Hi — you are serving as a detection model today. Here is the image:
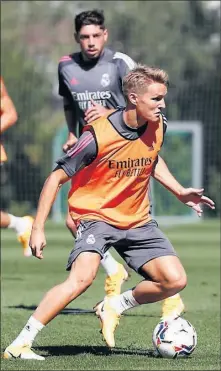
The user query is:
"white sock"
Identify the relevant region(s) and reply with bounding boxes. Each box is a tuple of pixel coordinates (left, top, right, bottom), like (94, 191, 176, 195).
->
(8, 214, 27, 235)
(109, 289, 140, 315)
(10, 316, 45, 347)
(100, 250, 119, 275)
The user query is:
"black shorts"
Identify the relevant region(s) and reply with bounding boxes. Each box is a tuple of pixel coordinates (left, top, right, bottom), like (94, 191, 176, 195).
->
(66, 219, 176, 276)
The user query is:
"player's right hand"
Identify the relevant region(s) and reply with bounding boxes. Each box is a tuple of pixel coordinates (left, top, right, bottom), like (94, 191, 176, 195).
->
(63, 134, 78, 153)
(29, 227, 46, 260)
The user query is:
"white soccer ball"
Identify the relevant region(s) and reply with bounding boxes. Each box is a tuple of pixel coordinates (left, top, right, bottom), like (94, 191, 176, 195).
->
(152, 317, 197, 359)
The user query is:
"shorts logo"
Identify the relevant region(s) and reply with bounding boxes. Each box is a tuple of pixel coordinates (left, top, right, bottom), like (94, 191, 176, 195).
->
(100, 73, 110, 87)
(86, 234, 96, 244)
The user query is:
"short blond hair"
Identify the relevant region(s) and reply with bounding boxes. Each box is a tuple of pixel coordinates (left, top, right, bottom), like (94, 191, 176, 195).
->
(122, 64, 169, 100)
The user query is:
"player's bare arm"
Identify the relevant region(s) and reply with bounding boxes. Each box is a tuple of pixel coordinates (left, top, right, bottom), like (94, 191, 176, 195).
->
(63, 97, 78, 152)
(63, 132, 78, 153)
(0, 78, 18, 134)
(31, 131, 96, 259)
(152, 155, 215, 216)
(30, 168, 70, 259)
(151, 155, 185, 196)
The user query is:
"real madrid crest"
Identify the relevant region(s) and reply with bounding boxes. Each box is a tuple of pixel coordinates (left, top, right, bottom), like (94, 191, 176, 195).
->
(100, 73, 110, 87)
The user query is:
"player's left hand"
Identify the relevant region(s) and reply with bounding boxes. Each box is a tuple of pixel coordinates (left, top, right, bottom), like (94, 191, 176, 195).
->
(177, 188, 215, 217)
(84, 99, 110, 123)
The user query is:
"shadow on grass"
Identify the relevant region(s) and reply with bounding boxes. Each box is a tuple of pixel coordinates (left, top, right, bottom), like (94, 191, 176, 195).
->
(7, 305, 159, 318)
(35, 345, 157, 358)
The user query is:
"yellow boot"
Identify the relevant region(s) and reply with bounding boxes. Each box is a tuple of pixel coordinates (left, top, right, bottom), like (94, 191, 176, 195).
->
(94, 298, 120, 348)
(3, 344, 44, 360)
(104, 263, 129, 296)
(162, 294, 185, 319)
(17, 216, 34, 257)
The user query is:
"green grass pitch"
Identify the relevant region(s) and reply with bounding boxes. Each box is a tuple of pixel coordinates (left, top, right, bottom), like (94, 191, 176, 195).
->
(1, 219, 220, 370)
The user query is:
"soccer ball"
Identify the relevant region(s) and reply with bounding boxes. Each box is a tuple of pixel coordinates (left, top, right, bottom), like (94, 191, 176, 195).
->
(152, 317, 197, 359)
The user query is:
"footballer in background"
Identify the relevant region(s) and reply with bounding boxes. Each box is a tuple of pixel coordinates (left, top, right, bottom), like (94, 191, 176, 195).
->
(0, 76, 33, 257)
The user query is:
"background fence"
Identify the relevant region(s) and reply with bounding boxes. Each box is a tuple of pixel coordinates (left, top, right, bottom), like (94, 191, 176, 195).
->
(1, 0, 220, 220)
